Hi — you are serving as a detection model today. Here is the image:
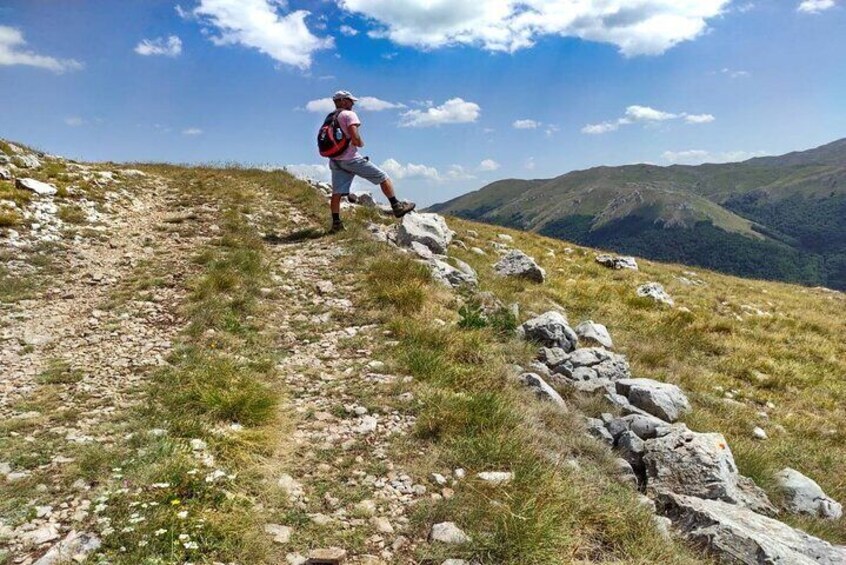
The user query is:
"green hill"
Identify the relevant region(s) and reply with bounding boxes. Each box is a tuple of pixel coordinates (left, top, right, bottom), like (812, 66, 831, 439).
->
(429, 139, 846, 289)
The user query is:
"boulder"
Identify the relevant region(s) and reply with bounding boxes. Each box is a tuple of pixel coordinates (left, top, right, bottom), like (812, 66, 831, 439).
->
(353, 192, 376, 207)
(33, 531, 101, 565)
(0, 166, 11, 180)
(430, 258, 477, 289)
(616, 430, 646, 472)
(616, 378, 690, 423)
(643, 429, 776, 515)
(575, 321, 613, 349)
(450, 258, 477, 280)
(608, 413, 673, 441)
(410, 241, 434, 260)
(586, 417, 614, 445)
(537, 347, 570, 369)
(657, 493, 846, 565)
(775, 468, 842, 520)
(494, 250, 545, 283)
(519, 372, 566, 408)
(16, 177, 57, 196)
(596, 254, 638, 270)
(519, 312, 578, 351)
(396, 213, 454, 254)
(637, 282, 674, 306)
(14, 154, 41, 169)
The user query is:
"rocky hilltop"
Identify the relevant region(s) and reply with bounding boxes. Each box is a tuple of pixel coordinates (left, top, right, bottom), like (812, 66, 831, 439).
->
(1, 140, 844, 564)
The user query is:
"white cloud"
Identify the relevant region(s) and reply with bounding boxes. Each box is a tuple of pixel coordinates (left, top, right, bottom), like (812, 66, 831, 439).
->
(662, 149, 768, 165)
(513, 119, 540, 129)
(478, 159, 500, 172)
(182, 128, 204, 136)
(340, 25, 359, 36)
(380, 158, 442, 181)
(545, 124, 560, 137)
(445, 165, 476, 180)
(798, 0, 836, 13)
(304, 96, 405, 113)
(190, 0, 333, 69)
(338, 0, 731, 56)
(0, 25, 83, 73)
(583, 105, 714, 134)
(721, 67, 750, 78)
(399, 97, 480, 127)
(135, 35, 182, 57)
(284, 163, 331, 183)
(64, 117, 84, 127)
(524, 157, 536, 171)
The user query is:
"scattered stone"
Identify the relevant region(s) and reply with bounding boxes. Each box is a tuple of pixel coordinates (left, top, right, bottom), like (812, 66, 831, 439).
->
(616, 430, 645, 472)
(470, 247, 486, 255)
(16, 178, 58, 196)
(753, 426, 768, 440)
(658, 493, 846, 565)
(775, 468, 842, 520)
(497, 233, 513, 242)
(32, 531, 100, 565)
(0, 166, 11, 180)
(23, 523, 61, 545)
(595, 254, 638, 270)
(430, 258, 477, 288)
(643, 429, 776, 515)
(616, 378, 690, 423)
(586, 417, 614, 445)
(396, 213, 454, 254)
(519, 311, 578, 351)
(494, 249, 545, 282)
(574, 321, 613, 349)
(429, 522, 471, 544)
(608, 413, 672, 440)
(278, 474, 304, 501)
(370, 516, 394, 534)
(14, 154, 41, 169)
(636, 282, 674, 306)
(477, 471, 514, 485)
(307, 547, 347, 564)
(265, 524, 292, 544)
(316, 280, 335, 295)
(519, 372, 566, 407)
(353, 192, 376, 207)
(410, 241, 434, 260)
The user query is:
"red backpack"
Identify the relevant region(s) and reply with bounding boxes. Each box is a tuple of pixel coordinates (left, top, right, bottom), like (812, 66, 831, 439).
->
(317, 110, 350, 158)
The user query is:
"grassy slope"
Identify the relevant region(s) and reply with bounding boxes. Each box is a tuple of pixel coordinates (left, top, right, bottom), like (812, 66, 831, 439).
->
(436, 214, 846, 543)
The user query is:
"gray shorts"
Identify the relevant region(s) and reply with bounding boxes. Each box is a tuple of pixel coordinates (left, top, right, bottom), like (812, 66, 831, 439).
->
(329, 156, 389, 195)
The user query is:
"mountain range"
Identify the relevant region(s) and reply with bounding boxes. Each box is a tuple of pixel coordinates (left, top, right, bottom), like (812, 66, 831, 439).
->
(429, 138, 846, 289)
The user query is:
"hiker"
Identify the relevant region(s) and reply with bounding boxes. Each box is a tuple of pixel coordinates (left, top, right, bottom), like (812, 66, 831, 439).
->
(318, 90, 415, 233)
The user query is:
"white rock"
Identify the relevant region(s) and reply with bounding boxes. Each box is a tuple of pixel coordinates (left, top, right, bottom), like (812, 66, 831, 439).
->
(494, 249, 545, 283)
(16, 177, 57, 196)
(574, 321, 613, 349)
(476, 471, 514, 485)
(753, 426, 768, 440)
(396, 213, 454, 254)
(616, 378, 690, 423)
(24, 523, 61, 545)
(264, 524, 291, 544)
(519, 311, 578, 351)
(775, 468, 842, 520)
(497, 233, 513, 242)
(32, 531, 100, 565)
(371, 516, 394, 534)
(637, 282, 674, 306)
(429, 522, 471, 544)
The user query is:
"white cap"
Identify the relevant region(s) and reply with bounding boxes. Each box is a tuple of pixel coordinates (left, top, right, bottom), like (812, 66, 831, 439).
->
(332, 90, 359, 101)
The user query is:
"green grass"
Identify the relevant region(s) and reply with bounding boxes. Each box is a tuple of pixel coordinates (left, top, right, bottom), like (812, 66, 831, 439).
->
(37, 360, 83, 384)
(0, 208, 22, 227)
(340, 230, 705, 564)
(57, 203, 88, 224)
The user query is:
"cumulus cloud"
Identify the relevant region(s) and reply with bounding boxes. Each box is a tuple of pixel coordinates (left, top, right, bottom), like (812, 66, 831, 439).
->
(513, 119, 540, 129)
(478, 159, 501, 172)
(284, 163, 331, 183)
(182, 128, 204, 136)
(721, 67, 750, 78)
(380, 158, 442, 180)
(798, 0, 836, 13)
(64, 117, 84, 127)
(583, 105, 715, 134)
(662, 149, 768, 165)
(339, 24, 359, 36)
(304, 96, 405, 113)
(189, 0, 333, 69)
(135, 35, 182, 57)
(0, 25, 83, 73)
(399, 97, 480, 127)
(338, 0, 731, 56)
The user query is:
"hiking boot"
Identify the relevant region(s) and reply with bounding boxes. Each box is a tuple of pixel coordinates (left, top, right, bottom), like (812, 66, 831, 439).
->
(391, 201, 416, 218)
(328, 221, 345, 234)
(347, 193, 358, 204)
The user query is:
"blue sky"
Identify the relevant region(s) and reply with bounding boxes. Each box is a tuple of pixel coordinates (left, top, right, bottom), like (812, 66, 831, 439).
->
(1, 0, 845, 206)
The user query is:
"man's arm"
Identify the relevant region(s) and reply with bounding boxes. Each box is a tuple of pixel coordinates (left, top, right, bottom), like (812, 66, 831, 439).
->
(348, 124, 364, 148)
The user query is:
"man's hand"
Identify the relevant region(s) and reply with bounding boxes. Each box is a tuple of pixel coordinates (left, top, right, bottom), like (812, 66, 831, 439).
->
(348, 124, 364, 148)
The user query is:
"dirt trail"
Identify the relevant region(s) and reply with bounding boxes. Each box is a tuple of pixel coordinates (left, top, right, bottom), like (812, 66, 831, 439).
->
(0, 171, 215, 562)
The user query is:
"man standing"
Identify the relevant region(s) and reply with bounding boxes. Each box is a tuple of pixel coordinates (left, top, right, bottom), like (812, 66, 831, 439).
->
(325, 90, 415, 233)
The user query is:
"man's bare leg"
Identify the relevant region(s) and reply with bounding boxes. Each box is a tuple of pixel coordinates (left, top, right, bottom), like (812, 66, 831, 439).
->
(331, 193, 342, 215)
(379, 178, 396, 199)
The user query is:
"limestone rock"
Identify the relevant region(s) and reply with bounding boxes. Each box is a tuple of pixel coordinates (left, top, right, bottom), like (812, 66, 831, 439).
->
(15, 154, 41, 169)
(0, 166, 11, 181)
(16, 177, 58, 196)
(429, 522, 470, 544)
(396, 213, 453, 254)
(775, 468, 842, 520)
(430, 258, 477, 289)
(636, 282, 674, 306)
(658, 493, 846, 565)
(616, 378, 690, 423)
(519, 372, 566, 408)
(596, 254, 638, 270)
(643, 429, 776, 515)
(519, 311, 577, 351)
(494, 249, 545, 282)
(307, 547, 347, 564)
(586, 417, 614, 445)
(265, 524, 291, 544)
(33, 531, 100, 565)
(353, 192, 376, 207)
(477, 471, 514, 485)
(575, 321, 613, 349)
(607, 413, 673, 441)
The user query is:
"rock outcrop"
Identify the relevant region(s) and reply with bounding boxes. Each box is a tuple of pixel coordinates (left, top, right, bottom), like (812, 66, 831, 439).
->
(615, 378, 690, 423)
(596, 254, 638, 270)
(636, 282, 674, 306)
(775, 467, 843, 520)
(396, 213, 454, 254)
(15, 178, 58, 196)
(519, 312, 577, 351)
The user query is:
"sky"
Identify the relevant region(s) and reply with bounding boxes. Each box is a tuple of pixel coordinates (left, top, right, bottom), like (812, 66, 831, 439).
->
(1, 0, 845, 207)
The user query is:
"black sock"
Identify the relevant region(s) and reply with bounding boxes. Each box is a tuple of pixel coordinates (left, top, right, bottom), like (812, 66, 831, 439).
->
(332, 213, 340, 223)
(388, 196, 399, 206)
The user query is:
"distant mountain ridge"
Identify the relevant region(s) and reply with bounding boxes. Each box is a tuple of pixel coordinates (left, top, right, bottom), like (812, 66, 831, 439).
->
(429, 138, 846, 289)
